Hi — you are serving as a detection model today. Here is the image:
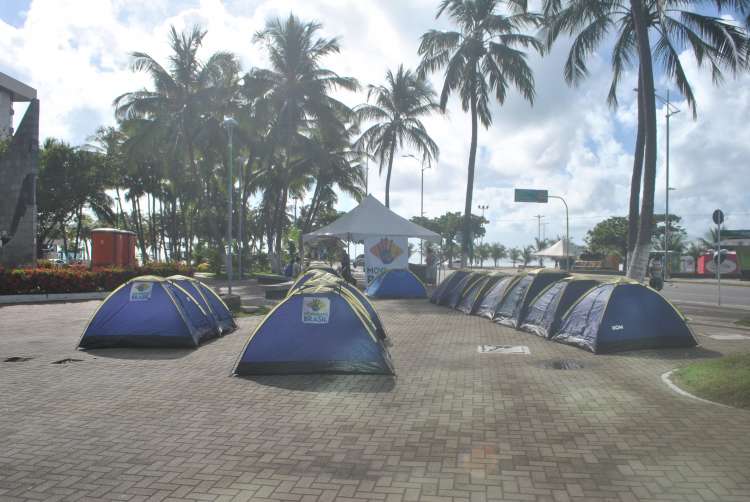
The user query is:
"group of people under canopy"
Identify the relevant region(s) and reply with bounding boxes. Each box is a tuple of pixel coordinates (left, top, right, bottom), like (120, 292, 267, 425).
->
(431, 269, 696, 354)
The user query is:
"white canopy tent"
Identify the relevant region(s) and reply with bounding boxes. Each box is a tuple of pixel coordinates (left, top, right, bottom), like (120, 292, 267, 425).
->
(302, 195, 441, 243)
(533, 239, 583, 258)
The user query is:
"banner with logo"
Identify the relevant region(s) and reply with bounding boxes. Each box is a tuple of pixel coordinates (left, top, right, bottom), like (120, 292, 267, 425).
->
(302, 297, 330, 324)
(364, 236, 408, 284)
(129, 282, 153, 301)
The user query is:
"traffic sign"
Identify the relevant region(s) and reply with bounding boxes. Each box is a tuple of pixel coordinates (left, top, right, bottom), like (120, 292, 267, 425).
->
(514, 189, 548, 203)
(712, 209, 724, 225)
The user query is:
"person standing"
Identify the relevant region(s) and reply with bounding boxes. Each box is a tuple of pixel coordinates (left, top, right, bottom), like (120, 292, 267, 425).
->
(340, 251, 356, 286)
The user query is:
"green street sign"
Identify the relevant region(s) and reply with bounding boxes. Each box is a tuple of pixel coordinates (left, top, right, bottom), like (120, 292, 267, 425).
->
(514, 188, 548, 203)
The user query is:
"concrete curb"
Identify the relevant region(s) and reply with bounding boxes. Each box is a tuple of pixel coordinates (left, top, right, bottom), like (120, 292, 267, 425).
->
(661, 369, 731, 408)
(0, 292, 108, 305)
(668, 278, 750, 288)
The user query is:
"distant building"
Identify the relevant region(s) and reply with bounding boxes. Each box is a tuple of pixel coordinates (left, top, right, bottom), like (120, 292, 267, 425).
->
(0, 71, 39, 268)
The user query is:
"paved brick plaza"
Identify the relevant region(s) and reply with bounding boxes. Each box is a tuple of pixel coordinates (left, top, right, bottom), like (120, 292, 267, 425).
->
(1, 299, 749, 502)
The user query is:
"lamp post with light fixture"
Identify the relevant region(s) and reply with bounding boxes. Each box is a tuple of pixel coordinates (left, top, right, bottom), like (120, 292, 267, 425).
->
(223, 116, 238, 295)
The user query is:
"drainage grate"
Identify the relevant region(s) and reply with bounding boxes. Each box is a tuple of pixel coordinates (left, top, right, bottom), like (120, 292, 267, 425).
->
(478, 345, 530, 354)
(52, 358, 83, 365)
(540, 359, 584, 370)
(4, 356, 33, 362)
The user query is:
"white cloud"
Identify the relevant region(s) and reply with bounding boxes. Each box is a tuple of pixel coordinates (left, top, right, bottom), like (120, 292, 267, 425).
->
(1, 0, 748, 249)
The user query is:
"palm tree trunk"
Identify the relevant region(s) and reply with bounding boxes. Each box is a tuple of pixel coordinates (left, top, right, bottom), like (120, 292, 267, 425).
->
(73, 205, 83, 261)
(627, 0, 658, 282)
(627, 66, 645, 273)
(462, 93, 479, 267)
(384, 139, 397, 208)
(159, 197, 167, 261)
(115, 187, 126, 229)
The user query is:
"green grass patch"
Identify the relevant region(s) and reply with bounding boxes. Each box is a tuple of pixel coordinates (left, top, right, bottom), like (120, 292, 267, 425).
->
(672, 352, 750, 409)
(735, 318, 750, 328)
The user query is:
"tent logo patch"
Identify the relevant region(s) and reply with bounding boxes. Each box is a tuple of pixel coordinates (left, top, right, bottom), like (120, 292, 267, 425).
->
(369, 238, 403, 264)
(129, 282, 153, 301)
(302, 297, 330, 324)
(611, 324, 624, 331)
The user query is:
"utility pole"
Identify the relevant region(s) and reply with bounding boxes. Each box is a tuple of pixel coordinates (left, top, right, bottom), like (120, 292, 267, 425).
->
(534, 214, 544, 243)
(663, 90, 680, 280)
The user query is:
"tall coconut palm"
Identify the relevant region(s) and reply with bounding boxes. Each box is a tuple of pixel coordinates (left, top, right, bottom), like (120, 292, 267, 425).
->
(356, 65, 440, 207)
(250, 14, 358, 259)
(543, 0, 749, 281)
(490, 242, 507, 267)
(418, 0, 543, 265)
(115, 25, 241, 262)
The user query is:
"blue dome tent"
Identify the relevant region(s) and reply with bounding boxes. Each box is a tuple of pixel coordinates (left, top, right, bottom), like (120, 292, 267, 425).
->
(289, 270, 388, 340)
(493, 270, 569, 328)
(430, 270, 470, 304)
(552, 282, 697, 353)
(365, 269, 427, 299)
(447, 272, 486, 309)
(475, 274, 524, 319)
(79, 276, 218, 349)
(456, 273, 505, 314)
(519, 276, 603, 338)
(234, 282, 394, 375)
(167, 275, 236, 335)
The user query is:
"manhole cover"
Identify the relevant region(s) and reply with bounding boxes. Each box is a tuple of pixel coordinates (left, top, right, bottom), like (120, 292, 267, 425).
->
(478, 345, 530, 354)
(52, 358, 83, 365)
(541, 359, 584, 370)
(4, 356, 33, 362)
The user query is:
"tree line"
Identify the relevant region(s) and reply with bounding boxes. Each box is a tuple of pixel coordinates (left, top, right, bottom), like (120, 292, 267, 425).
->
(34, 1, 749, 281)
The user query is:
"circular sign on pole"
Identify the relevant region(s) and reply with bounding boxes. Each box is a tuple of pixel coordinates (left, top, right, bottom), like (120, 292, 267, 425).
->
(712, 209, 724, 225)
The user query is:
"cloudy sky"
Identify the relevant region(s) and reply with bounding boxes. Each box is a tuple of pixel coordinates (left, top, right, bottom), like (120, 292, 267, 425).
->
(2, 0, 749, 250)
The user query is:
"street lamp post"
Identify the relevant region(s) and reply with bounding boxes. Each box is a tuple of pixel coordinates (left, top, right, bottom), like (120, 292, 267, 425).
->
(402, 154, 430, 264)
(477, 204, 489, 268)
(661, 90, 680, 279)
(223, 116, 238, 295)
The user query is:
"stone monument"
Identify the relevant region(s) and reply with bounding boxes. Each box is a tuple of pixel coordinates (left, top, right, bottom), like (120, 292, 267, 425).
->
(0, 72, 38, 268)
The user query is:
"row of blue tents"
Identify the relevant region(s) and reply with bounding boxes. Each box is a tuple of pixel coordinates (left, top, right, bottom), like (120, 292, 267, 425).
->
(431, 269, 696, 353)
(78, 275, 236, 349)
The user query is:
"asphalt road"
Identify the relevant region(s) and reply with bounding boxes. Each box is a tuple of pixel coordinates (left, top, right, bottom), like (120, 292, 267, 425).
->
(661, 281, 750, 309)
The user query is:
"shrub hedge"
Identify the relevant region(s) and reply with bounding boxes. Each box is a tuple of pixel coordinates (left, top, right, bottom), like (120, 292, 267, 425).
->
(0, 263, 194, 295)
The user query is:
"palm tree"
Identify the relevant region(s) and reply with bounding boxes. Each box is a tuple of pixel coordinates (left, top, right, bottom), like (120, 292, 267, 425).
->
(418, 0, 543, 265)
(521, 245, 535, 267)
(490, 242, 507, 267)
(251, 14, 358, 261)
(534, 237, 548, 266)
(543, 0, 749, 281)
(509, 247, 522, 267)
(115, 25, 241, 262)
(356, 65, 440, 207)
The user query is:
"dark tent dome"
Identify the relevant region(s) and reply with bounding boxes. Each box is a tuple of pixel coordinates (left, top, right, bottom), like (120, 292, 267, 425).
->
(456, 273, 508, 314)
(493, 270, 569, 328)
(519, 276, 602, 338)
(553, 282, 697, 353)
(474, 274, 523, 319)
(430, 270, 470, 304)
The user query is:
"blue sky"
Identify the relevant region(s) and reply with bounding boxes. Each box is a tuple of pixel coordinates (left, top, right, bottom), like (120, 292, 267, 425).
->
(2, 0, 749, 250)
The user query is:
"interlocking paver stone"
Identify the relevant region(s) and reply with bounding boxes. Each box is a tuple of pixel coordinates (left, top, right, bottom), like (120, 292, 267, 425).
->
(1, 299, 749, 501)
